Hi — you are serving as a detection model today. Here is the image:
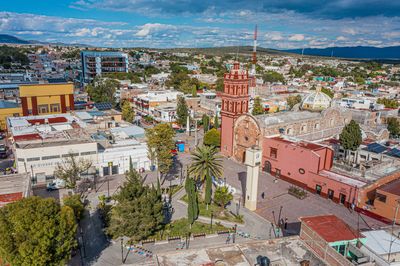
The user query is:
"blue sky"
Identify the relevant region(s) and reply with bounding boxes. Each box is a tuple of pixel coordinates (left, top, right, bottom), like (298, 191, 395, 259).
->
(1, 0, 400, 48)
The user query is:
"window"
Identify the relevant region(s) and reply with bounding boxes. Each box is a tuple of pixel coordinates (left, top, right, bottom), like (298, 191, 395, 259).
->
(13, 113, 20, 117)
(316, 185, 322, 195)
(299, 168, 305, 174)
(376, 193, 387, 203)
(301, 124, 307, 133)
(50, 103, 60, 113)
(275, 169, 281, 178)
(80, 151, 97, 156)
(286, 128, 293, 135)
(270, 148, 278, 159)
(38, 104, 49, 114)
(328, 189, 334, 200)
(62, 153, 79, 158)
(42, 155, 60, 160)
(17, 158, 25, 162)
(314, 123, 320, 130)
(27, 157, 40, 162)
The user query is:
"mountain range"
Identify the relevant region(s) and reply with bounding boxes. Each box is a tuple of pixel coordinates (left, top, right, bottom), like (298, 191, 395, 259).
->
(1, 34, 399, 60)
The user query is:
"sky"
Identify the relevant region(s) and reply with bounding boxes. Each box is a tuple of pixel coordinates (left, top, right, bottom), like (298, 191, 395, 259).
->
(1, 0, 400, 49)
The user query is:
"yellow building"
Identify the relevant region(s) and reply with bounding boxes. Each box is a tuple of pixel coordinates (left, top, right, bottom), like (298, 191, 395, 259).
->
(0, 101, 22, 130)
(20, 83, 75, 116)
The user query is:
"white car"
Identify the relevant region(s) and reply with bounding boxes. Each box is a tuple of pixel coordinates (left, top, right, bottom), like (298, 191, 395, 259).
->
(212, 176, 237, 194)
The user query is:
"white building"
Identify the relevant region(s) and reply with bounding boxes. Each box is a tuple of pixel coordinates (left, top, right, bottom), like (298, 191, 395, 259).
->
(339, 98, 373, 110)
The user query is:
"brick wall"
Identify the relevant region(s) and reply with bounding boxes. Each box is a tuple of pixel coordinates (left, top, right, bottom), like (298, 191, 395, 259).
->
(300, 222, 353, 266)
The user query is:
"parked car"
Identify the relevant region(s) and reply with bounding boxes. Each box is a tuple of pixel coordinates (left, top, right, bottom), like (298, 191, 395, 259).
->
(46, 178, 66, 191)
(0, 145, 7, 159)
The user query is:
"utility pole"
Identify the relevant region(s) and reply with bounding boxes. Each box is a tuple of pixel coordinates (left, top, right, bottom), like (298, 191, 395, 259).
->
(194, 119, 198, 147)
(388, 200, 400, 262)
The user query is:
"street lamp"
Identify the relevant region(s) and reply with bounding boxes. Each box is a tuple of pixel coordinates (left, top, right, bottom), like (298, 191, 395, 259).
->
(121, 237, 124, 264)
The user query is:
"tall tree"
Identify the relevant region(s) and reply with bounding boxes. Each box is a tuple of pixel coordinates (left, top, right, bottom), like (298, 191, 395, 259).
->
(0, 197, 77, 266)
(107, 170, 163, 241)
(202, 114, 210, 133)
(214, 114, 219, 129)
(54, 152, 92, 189)
(191, 86, 198, 97)
(185, 176, 198, 226)
(340, 120, 362, 162)
(203, 128, 221, 147)
(189, 146, 223, 203)
(387, 117, 400, 137)
(86, 77, 119, 104)
(121, 100, 134, 123)
(146, 123, 176, 182)
(204, 174, 212, 207)
(176, 95, 188, 127)
(129, 156, 133, 172)
(287, 95, 302, 110)
(252, 97, 264, 115)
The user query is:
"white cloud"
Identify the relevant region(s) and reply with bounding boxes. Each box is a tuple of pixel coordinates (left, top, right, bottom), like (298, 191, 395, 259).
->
(135, 23, 176, 37)
(265, 31, 283, 41)
(383, 32, 400, 39)
(336, 36, 347, 41)
(341, 28, 357, 35)
(288, 34, 305, 41)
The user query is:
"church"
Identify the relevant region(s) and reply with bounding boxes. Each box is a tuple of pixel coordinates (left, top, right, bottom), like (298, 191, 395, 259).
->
(220, 63, 387, 163)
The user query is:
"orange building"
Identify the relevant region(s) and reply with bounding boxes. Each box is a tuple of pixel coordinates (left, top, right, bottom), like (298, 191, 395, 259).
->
(358, 172, 400, 224)
(19, 83, 74, 116)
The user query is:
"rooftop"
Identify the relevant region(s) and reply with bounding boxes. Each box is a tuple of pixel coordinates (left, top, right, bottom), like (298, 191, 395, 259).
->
(378, 178, 400, 196)
(300, 215, 363, 243)
(256, 110, 320, 127)
(0, 174, 29, 207)
(362, 230, 400, 256)
(0, 100, 19, 109)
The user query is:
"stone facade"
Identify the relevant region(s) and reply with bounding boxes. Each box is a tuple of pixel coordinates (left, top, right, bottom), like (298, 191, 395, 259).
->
(233, 115, 261, 162)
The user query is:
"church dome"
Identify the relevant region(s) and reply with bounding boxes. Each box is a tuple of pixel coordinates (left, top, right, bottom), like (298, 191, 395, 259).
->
(301, 88, 332, 111)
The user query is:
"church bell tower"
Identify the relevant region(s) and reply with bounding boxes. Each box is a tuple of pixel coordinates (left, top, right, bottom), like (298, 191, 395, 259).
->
(220, 62, 250, 157)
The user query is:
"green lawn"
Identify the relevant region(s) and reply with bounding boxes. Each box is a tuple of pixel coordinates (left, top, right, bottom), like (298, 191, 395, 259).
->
(181, 194, 244, 224)
(147, 218, 230, 241)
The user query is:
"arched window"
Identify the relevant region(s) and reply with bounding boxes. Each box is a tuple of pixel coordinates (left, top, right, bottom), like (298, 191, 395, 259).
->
(301, 124, 307, 133)
(264, 161, 272, 173)
(315, 123, 320, 130)
(330, 119, 335, 126)
(286, 128, 293, 135)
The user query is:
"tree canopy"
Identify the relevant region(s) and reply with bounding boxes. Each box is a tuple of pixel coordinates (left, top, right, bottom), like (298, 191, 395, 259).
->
(286, 95, 302, 110)
(145, 123, 176, 179)
(176, 95, 189, 127)
(263, 71, 285, 83)
(0, 197, 77, 266)
(203, 128, 221, 147)
(377, 98, 399, 109)
(121, 100, 134, 123)
(54, 152, 92, 189)
(185, 176, 199, 225)
(107, 170, 163, 241)
(321, 87, 334, 98)
(86, 77, 119, 104)
(252, 97, 264, 115)
(387, 117, 400, 137)
(339, 120, 362, 151)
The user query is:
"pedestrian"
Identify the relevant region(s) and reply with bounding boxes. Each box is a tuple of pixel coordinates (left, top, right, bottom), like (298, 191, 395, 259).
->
(261, 192, 265, 199)
(226, 234, 231, 244)
(284, 218, 288, 230)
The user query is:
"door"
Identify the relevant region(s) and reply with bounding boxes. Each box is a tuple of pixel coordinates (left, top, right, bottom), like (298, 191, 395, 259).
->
(264, 161, 271, 173)
(275, 169, 281, 178)
(316, 185, 322, 195)
(339, 193, 346, 204)
(328, 189, 334, 200)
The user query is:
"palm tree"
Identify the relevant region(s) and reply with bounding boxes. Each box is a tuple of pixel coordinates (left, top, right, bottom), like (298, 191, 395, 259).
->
(189, 145, 223, 206)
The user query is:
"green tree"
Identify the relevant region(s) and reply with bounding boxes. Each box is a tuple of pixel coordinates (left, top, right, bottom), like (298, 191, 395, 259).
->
(377, 98, 399, 108)
(202, 114, 210, 133)
(215, 78, 224, 92)
(263, 71, 285, 83)
(252, 97, 264, 115)
(185, 176, 199, 226)
(191, 86, 198, 97)
(339, 120, 362, 161)
(214, 186, 233, 212)
(54, 152, 92, 189)
(107, 170, 163, 241)
(121, 100, 134, 122)
(387, 117, 400, 137)
(0, 197, 77, 266)
(176, 95, 188, 127)
(321, 87, 334, 98)
(63, 194, 85, 221)
(286, 95, 302, 110)
(214, 114, 219, 129)
(189, 146, 223, 205)
(146, 123, 176, 182)
(203, 128, 221, 147)
(86, 77, 119, 104)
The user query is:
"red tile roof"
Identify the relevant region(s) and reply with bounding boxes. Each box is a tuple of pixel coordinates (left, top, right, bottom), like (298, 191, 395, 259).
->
(13, 133, 41, 141)
(0, 192, 23, 205)
(300, 215, 363, 243)
(27, 119, 45, 125)
(48, 117, 68, 123)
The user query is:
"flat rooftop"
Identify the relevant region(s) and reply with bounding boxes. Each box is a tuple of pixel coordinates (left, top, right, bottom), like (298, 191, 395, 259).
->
(0, 174, 28, 207)
(362, 230, 400, 256)
(156, 237, 325, 266)
(300, 215, 363, 243)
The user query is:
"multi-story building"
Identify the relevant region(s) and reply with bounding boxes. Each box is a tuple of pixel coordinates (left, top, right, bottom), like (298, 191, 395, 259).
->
(133, 90, 182, 118)
(19, 83, 75, 116)
(81, 51, 128, 83)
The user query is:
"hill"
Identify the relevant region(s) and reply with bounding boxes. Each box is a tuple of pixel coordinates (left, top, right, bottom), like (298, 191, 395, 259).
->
(285, 46, 400, 60)
(159, 46, 288, 56)
(0, 34, 31, 45)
